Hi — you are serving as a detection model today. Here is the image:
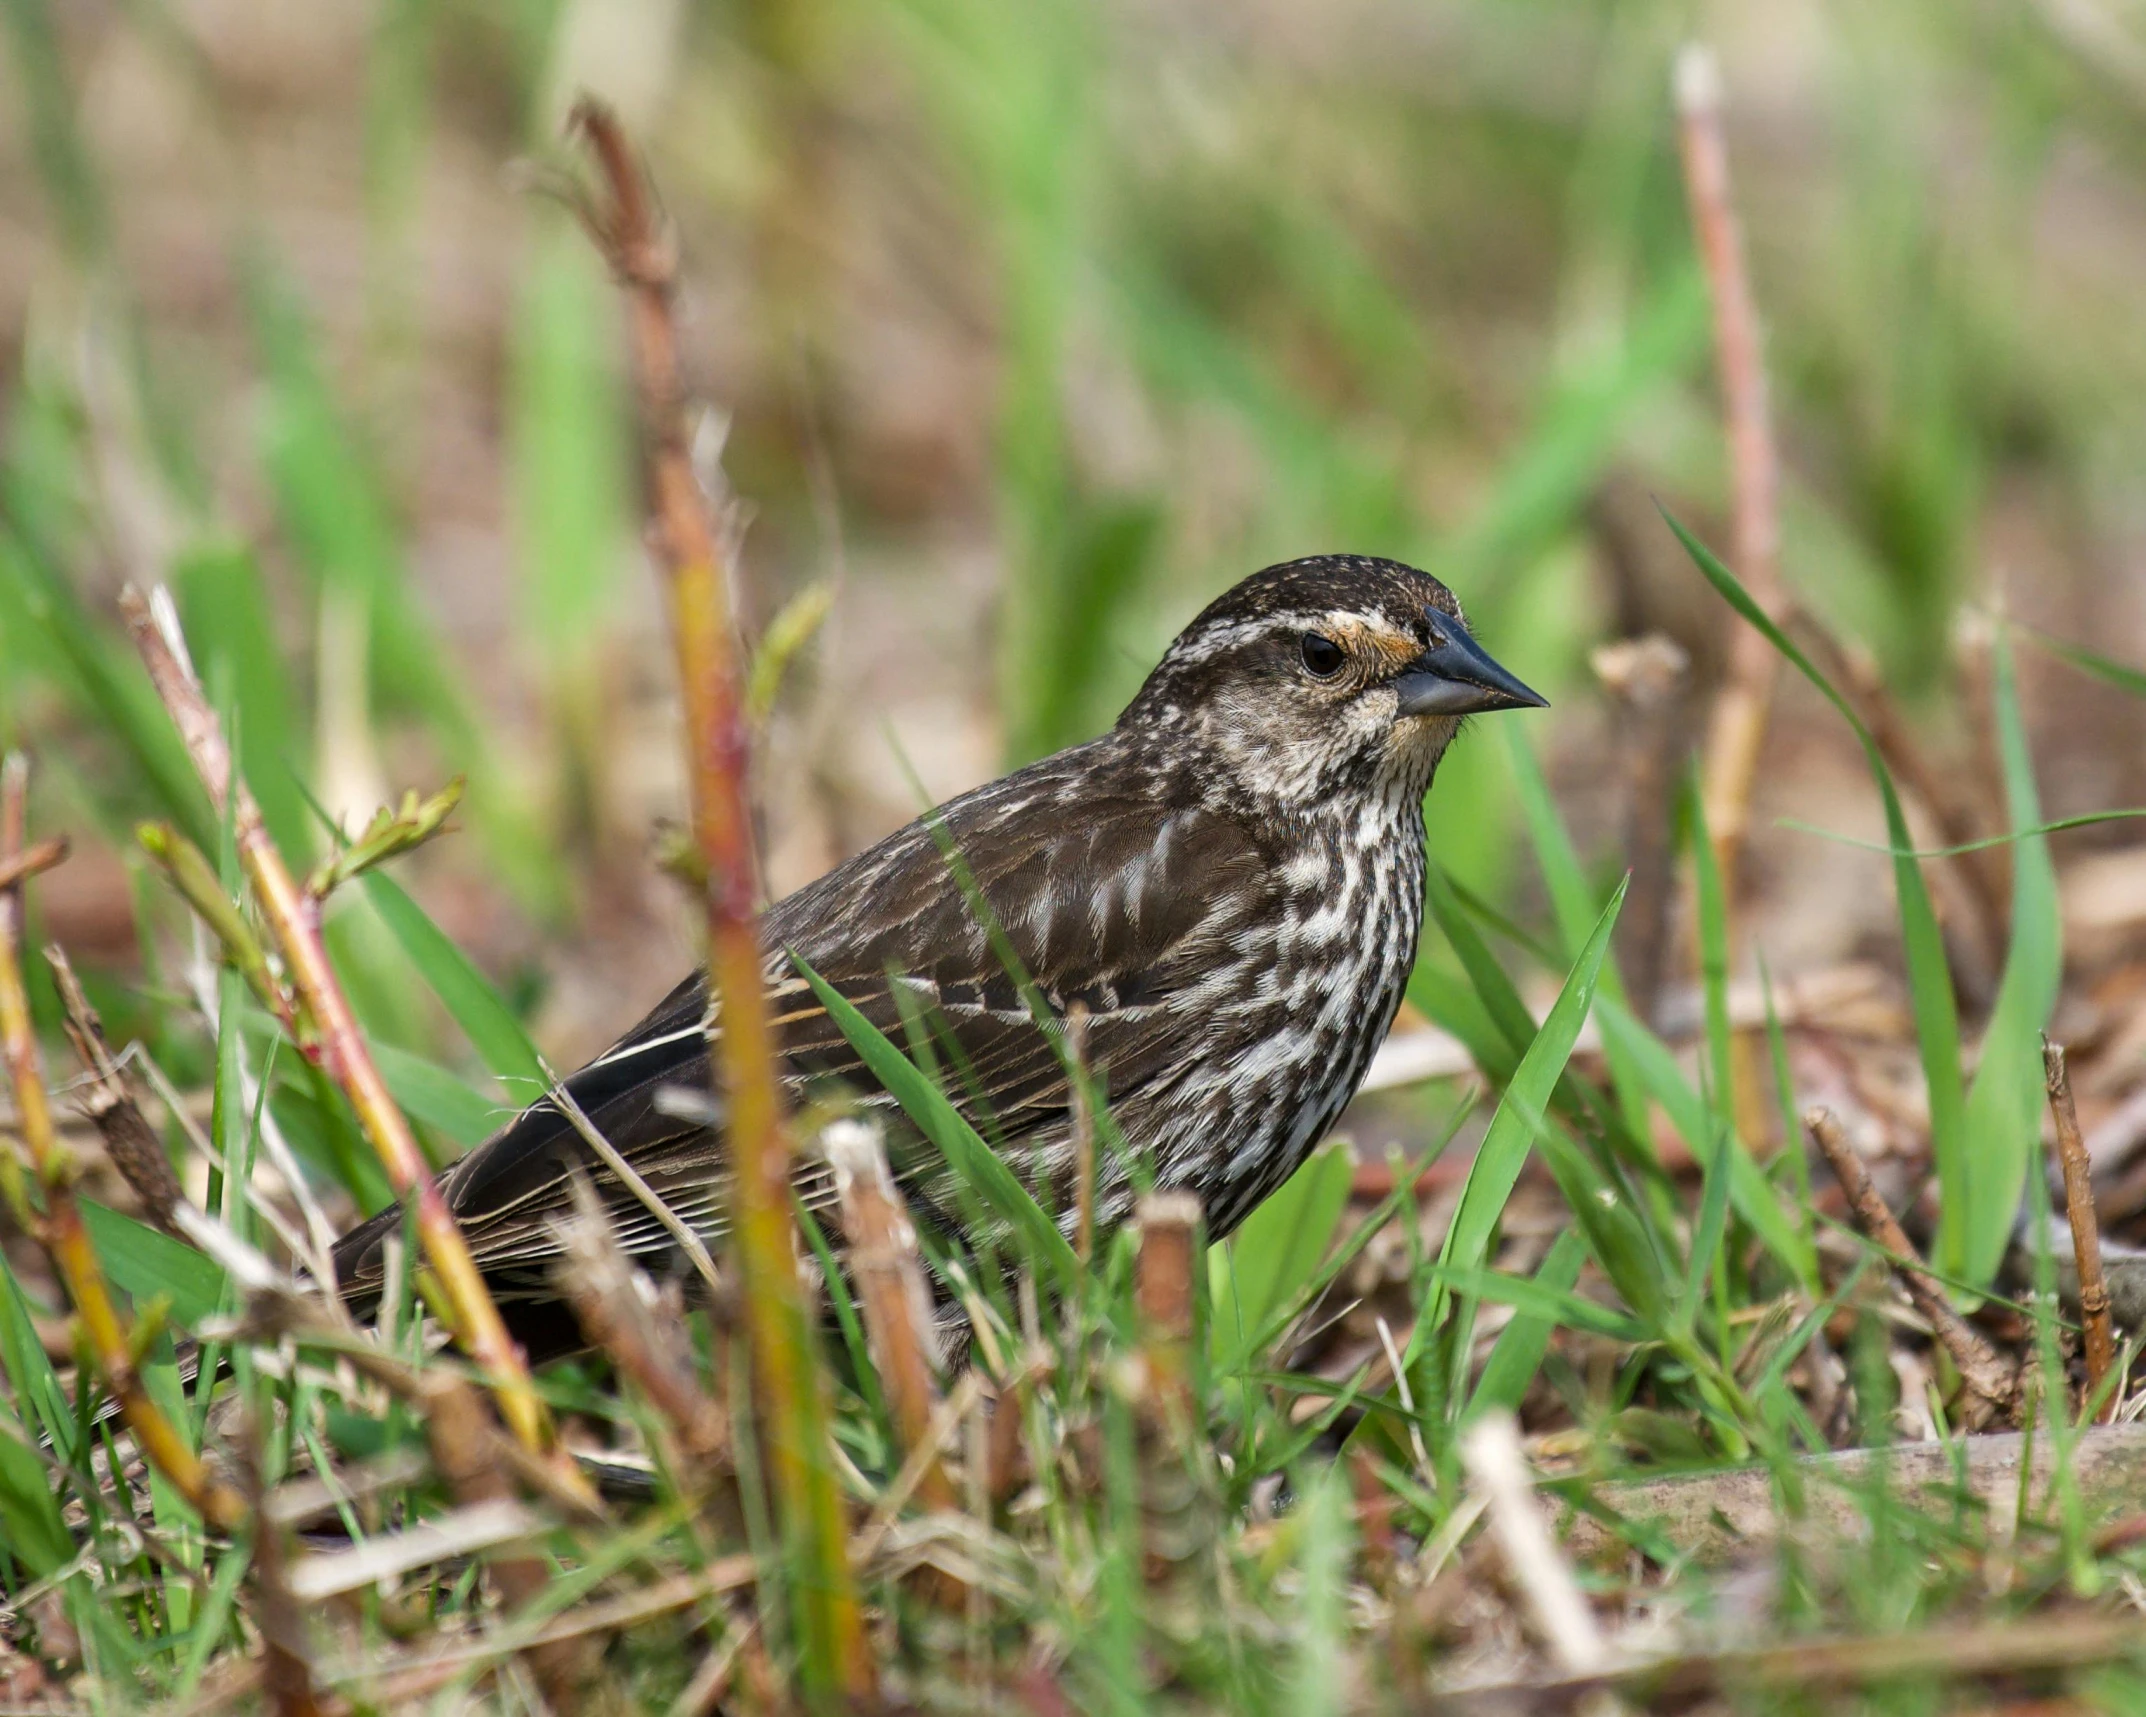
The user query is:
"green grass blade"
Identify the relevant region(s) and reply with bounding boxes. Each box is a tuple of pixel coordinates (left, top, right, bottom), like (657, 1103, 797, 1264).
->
(793, 954, 1082, 1292)
(1429, 873, 1627, 1329)
(1212, 1141, 1352, 1371)
(1467, 1228, 1587, 1421)
(362, 871, 547, 1096)
(1434, 1262, 1647, 1344)
(1503, 723, 1652, 1145)
(1422, 859, 1537, 1064)
(0, 1254, 74, 1456)
(367, 1041, 503, 1149)
(0, 1405, 70, 1578)
(2016, 623, 2146, 699)
(1951, 630, 2062, 1286)
(1287, 1465, 1353, 1714)
(1664, 511, 1966, 1272)
(80, 1202, 227, 1329)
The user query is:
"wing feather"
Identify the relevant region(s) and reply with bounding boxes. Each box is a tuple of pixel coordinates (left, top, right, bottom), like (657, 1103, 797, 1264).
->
(332, 748, 1277, 1307)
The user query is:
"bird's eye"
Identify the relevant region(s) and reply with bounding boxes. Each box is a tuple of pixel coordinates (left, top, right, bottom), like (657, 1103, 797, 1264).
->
(1299, 632, 1345, 678)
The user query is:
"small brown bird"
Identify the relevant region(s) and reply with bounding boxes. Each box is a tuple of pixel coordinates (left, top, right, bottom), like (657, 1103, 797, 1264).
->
(332, 555, 1544, 1355)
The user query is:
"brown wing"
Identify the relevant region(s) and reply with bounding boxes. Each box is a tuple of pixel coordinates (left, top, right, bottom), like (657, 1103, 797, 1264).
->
(331, 743, 1273, 1306)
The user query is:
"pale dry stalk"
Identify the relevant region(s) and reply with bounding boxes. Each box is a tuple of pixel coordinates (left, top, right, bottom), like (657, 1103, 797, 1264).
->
(1067, 1004, 1096, 1264)
(1591, 635, 1690, 1024)
(553, 1172, 727, 1474)
(1677, 44, 1784, 900)
(824, 1118, 956, 1511)
(1460, 1411, 1609, 1680)
(1134, 1191, 1201, 1428)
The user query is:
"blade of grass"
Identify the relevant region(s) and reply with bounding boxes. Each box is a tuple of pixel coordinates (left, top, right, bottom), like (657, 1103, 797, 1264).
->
(1416, 873, 1627, 1362)
(1665, 511, 1967, 1275)
(793, 955, 1081, 1293)
(1466, 1229, 1587, 1421)
(1953, 631, 2061, 1287)
(1213, 1141, 1351, 1369)
(1503, 724, 1652, 1145)
(361, 871, 547, 1096)
(1434, 1262, 1648, 1344)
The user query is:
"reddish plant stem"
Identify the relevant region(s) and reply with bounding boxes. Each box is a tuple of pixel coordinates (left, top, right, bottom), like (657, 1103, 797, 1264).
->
(1677, 45, 1784, 903)
(118, 592, 564, 1479)
(0, 756, 246, 1534)
(2045, 1040, 2118, 1416)
(569, 97, 872, 1701)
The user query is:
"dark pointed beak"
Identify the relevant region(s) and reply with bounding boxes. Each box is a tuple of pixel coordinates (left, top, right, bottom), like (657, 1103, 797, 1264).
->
(1392, 616, 1548, 717)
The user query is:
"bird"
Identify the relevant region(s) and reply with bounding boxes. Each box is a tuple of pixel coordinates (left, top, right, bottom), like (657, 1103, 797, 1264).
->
(330, 554, 1545, 1358)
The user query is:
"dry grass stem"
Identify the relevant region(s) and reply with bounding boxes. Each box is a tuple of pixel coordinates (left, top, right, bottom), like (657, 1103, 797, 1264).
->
(2045, 1039, 2118, 1413)
(1067, 1004, 1096, 1264)
(320, 1562, 757, 1702)
(118, 589, 563, 1476)
(0, 753, 247, 1534)
(568, 95, 872, 1699)
(553, 1172, 727, 1475)
(1676, 43, 1785, 899)
(0, 833, 69, 894)
(824, 1117, 955, 1511)
(1460, 1410, 1608, 1677)
(224, 1273, 609, 1526)
(1134, 1191, 1201, 1427)
(547, 1076, 722, 1294)
(44, 942, 185, 1233)
(1591, 635, 1690, 1023)
(1806, 1106, 2019, 1427)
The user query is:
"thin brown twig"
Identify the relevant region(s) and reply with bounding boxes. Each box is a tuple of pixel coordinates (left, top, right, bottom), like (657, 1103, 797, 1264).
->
(0, 834, 69, 895)
(1806, 1106, 2018, 1428)
(2045, 1040, 2117, 1416)
(44, 942, 186, 1233)
(567, 95, 871, 1699)
(117, 588, 569, 1486)
(1678, 43, 1785, 901)
(0, 755, 247, 1534)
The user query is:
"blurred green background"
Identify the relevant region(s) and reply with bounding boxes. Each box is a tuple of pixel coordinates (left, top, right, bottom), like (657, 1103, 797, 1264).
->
(3, 0, 2144, 1091)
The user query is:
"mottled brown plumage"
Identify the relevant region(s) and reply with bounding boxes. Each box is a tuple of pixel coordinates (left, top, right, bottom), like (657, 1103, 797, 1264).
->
(332, 555, 1545, 1356)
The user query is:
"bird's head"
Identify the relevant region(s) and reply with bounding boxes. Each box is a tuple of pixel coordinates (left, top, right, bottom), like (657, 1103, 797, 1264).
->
(1120, 554, 1546, 810)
